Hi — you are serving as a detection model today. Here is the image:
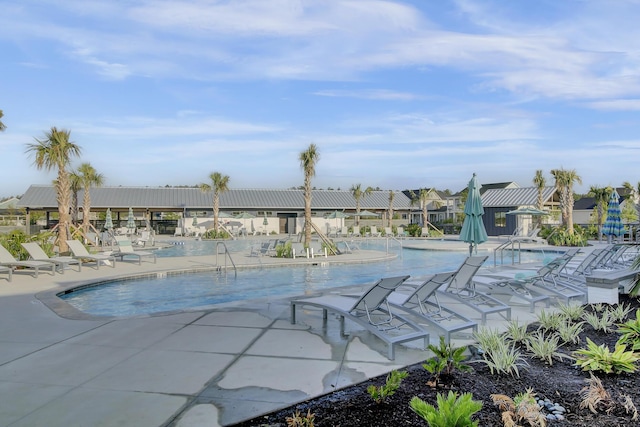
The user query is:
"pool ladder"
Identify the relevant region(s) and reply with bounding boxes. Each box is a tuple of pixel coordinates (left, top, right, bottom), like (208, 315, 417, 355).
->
(215, 241, 237, 278)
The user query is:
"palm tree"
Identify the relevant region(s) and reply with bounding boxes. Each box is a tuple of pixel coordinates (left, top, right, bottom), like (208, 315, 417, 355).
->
(533, 170, 546, 228)
(69, 173, 81, 226)
(623, 181, 640, 221)
(387, 190, 395, 228)
(551, 168, 582, 234)
(200, 172, 230, 235)
(351, 184, 373, 227)
(411, 188, 437, 228)
(25, 127, 81, 253)
(588, 185, 611, 242)
(76, 163, 105, 234)
(0, 109, 6, 131)
(299, 144, 319, 247)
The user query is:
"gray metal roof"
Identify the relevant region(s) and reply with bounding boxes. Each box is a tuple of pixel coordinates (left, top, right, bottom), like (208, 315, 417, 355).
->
(18, 185, 413, 210)
(481, 186, 556, 207)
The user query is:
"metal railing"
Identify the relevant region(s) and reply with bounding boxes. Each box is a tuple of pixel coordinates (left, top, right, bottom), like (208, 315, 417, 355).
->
(493, 240, 522, 267)
(215, 241, 237, 278)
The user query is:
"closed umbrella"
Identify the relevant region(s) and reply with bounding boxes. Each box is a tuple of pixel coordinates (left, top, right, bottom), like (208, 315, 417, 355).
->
(459, 173, 488, 255)
(104, 208, 113, 230)
(127, 207, 136, 230)
(602, 189, 624, 243)
(263, 214, 269, 235)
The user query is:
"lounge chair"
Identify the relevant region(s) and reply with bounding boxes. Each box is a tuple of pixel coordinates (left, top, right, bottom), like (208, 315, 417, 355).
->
(384, 227, 394, 237)
(421, 227, 429, 237)
(290, 276, 429, 360)
(369, 226, 381, 237)
(387, 272, 478, 343)
(0, 265, 12, 282)
(483, 256, 584, 306)
(340, 226, 350, 237)
(66, 240, 116, 269)
(112, 236, 157, 264)
(0, 244, 56, 278)
(21, 242, 82, 274)
(437, 256, 512, 324)
(352, 226, 361, 237)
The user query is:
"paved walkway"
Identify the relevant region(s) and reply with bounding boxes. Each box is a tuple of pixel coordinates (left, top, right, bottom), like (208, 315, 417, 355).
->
(0, 237, 557, 426)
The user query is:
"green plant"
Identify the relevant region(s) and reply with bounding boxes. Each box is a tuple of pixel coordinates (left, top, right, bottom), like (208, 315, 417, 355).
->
(491, 388, 547, 427)
(366, 370, 408, 404)
(478, 341, 528, 377)
(556, 319, 584, 345)
(617, 309, 640, 351)
(410, 391, 482, 427)
(405, 223, 422, 237)
(276, 241, 293, 258)
(583, 310, 613, 333)
(524, 331, 570, 365)
(536, 309, 563, 332)
(473, 327, 504, 354)
(423, 336, 472, 387)
(574, 338, 640, 374)
(608, 303, 633, 323)
(286, 409, 315, 427)
(504, 320, 529, 344)
(557, 302, 585, 321)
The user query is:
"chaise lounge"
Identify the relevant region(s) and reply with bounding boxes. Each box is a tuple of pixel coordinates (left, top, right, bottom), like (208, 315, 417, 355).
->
(22, 242, 82, 274)
(112, 236, 156, 264)
(290, 276, 429, 360)
(66, 240, 116, 269)
(0, 244, 56, 278)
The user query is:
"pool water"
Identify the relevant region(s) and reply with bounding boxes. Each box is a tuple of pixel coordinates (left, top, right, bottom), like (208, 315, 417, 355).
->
(60, 240, 548, 317)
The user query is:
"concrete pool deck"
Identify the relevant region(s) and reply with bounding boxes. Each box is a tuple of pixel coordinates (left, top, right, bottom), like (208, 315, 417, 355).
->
(0, 236, 569, 426)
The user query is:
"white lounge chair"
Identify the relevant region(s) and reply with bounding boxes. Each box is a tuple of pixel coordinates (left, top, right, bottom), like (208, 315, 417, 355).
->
(437, 256, 512, 324)
(66, 240, 116, 269)
(21, 242, 82, 274)
(0, 265, 12, 282)
(369, 225, 381, 237)
(113, 236, 156, 264)
(0, 244, 55, 278)
(387, 272, 478, 343)
(290, 276, 429, 360)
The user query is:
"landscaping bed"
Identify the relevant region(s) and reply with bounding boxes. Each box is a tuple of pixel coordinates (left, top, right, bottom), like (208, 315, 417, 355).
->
(231, 294, 640, 426)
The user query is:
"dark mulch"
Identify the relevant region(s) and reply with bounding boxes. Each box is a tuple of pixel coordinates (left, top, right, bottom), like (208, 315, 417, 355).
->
(230, 295, 640, 427)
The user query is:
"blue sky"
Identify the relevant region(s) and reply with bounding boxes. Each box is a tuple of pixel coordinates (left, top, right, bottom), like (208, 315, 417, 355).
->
(2, 0, 640, 197)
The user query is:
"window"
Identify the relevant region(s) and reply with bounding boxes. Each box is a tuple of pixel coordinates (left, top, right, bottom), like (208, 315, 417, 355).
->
(495, 212, 506, 228)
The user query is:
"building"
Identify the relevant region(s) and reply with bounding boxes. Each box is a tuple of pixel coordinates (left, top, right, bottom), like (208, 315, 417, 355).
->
(18, 185, 415, 235)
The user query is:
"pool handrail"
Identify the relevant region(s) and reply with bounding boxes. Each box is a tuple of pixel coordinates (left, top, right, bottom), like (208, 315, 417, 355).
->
(216, 241, 237, 278)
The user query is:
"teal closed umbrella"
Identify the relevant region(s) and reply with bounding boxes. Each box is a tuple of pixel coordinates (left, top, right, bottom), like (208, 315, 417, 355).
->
(459, 173, 488, 255)
(104, 208, 113, 230)
(127, 207, 136, 230)
(602, 189, 624, 243)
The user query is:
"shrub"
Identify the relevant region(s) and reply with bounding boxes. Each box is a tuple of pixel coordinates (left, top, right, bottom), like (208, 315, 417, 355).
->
(583, 310, 614, 333)
(478, 340, 528, 377)
(410, 391, 482, 427)
(536, 309, 563, 332)
(557, 302, 585, 321)
(491, 388, 547, 427)
(286, 409, 315, 427)
(525, 331, 570, 365)
(366, 370, 408, 404)
(504, 320, 529, 344)
(405, 223, 422, 237)
(617, 309, 640, 351)
(574, 338, 640, 374)
(556, 319, 584, 345)
(608, 303, 633, 323)
(423, 336, 472, 387)
(473, 327, 504, 354)
(276, 241, 293, 258)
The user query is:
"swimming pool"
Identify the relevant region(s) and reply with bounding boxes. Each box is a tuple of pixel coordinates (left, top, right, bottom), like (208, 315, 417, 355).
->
(60, 240, 549, 317)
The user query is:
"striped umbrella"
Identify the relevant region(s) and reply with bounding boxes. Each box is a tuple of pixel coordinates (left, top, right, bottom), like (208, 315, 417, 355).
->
(602, 189, 624, 243)
(459, 173, 488, 255)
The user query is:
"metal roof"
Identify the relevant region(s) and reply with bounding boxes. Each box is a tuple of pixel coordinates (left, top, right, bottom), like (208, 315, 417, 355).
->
(18, 185, 413, 210)
(481, 186, 556, 207)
